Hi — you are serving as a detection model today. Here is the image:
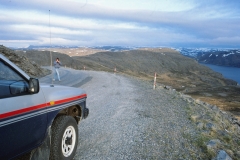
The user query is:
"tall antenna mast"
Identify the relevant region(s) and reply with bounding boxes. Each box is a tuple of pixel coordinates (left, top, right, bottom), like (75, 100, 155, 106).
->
(49, 10, 53, 85)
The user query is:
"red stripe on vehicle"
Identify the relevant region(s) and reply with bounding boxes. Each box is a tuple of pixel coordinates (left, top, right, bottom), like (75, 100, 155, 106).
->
(0, 103, 47, 119)
(0, 94, 87, 120)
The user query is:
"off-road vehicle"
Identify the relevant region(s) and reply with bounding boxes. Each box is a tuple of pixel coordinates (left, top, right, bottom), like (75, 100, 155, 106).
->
(0, 53, 89, 160)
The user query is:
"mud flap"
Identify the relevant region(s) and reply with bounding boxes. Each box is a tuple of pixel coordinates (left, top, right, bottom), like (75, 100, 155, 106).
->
(84, 108, 89, 119)
(30, 126, 51, 160)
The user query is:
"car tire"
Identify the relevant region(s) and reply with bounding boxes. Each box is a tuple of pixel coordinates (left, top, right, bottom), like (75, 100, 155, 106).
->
(50, 116, 78, 160)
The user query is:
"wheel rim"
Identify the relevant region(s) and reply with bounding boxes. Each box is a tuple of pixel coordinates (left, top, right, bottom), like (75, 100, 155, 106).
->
(62, 126, 76, 157)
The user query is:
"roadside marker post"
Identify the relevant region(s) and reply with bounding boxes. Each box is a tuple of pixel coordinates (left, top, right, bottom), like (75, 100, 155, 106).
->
(153, 72, 157, 89)
(114, 66, 116, 73)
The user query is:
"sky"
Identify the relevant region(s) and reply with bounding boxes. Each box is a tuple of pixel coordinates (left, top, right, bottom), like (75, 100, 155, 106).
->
(0, 0, 240, 48)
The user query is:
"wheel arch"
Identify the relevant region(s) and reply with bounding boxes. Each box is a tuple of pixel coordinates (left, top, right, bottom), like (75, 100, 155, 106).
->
(54, 104, 82, 124)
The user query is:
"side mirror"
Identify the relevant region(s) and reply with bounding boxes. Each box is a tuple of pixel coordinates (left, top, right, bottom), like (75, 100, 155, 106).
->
(10, 81, 28, 95)
(29, 78, 40, 94)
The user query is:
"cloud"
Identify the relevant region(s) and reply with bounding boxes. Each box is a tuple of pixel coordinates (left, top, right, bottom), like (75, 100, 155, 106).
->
(0, 0, 240, 48)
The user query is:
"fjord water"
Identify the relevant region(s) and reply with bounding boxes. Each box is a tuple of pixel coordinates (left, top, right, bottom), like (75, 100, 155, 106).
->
(201, 63, 240, 84)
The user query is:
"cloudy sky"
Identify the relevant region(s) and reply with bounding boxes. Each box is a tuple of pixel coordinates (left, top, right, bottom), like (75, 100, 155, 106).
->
(0, 0, 240, 48)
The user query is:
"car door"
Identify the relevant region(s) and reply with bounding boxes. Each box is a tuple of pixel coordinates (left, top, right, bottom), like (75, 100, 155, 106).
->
(0, 59, 47, 159)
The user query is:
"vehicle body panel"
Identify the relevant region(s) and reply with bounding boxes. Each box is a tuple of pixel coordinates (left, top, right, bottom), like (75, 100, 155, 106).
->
(0, 90, 47, 159)
(0, 53, 88, 159)
(40, 84, 86, 103)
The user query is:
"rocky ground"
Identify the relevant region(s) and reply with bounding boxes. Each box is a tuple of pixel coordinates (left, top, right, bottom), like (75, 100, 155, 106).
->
(0, 45, 50, 78)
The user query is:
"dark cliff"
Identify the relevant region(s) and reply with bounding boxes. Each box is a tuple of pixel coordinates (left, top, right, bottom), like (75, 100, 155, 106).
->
(0, 45, 50, 78)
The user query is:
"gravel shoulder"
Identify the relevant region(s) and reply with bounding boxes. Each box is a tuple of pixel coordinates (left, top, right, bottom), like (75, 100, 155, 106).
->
(75, 70, 200, 159)
(40, 68, 240, 159)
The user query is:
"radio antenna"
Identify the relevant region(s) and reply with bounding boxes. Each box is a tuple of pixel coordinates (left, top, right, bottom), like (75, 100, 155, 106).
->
(49, 10, 54, 85)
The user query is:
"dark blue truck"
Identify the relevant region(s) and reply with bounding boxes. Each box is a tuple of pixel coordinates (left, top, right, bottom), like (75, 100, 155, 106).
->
(0, 53, 89, 160)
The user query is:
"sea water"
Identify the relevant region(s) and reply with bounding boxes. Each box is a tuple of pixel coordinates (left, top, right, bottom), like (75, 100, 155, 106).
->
(201, 63, 240, 84)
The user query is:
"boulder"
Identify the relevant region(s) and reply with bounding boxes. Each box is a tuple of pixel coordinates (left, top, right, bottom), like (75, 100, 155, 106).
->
(164, 85, 172, 90)
(213, 150, 232, 160)
(207, 139, 221, 151)
(206, 123, 217, 131)
(196, 122, 204, 129)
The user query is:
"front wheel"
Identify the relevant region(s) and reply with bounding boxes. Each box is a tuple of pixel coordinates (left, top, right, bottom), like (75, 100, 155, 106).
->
(50, 116, 78, 160)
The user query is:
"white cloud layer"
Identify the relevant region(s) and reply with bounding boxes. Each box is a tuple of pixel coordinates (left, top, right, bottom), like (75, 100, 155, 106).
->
(0, 0, 240, 48)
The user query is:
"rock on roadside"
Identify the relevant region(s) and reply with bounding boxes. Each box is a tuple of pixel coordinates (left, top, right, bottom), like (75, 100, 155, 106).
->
(213, 150, 232, 160)
(0, 45, 51, 78)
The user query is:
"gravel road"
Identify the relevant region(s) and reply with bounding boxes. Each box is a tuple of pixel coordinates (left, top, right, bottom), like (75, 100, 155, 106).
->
(40, 68, 201, 159)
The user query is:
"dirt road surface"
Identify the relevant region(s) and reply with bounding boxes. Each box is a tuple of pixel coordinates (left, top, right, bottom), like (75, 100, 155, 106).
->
(40, 67, 200, 159)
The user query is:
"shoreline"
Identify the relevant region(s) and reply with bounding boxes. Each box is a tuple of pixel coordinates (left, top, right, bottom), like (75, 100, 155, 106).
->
(200, 63, 240, 84)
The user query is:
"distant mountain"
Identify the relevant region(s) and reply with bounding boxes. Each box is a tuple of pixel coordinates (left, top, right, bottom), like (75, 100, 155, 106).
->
(177, 48, 240, 68)
(90, 46, 137, 52)
(197, 50, 240, 67)
(27, 45, 79, 50)
(176, 48, 215, 58)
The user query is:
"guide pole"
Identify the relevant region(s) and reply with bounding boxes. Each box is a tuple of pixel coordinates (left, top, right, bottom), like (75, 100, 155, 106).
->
(153, 72, 157, 89)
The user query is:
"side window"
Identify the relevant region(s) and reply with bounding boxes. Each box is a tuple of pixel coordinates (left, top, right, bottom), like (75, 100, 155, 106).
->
(0, 60, 29, 98)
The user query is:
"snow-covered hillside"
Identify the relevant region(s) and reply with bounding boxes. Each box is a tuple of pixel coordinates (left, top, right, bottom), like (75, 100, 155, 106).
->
(176, 48, 240, 68)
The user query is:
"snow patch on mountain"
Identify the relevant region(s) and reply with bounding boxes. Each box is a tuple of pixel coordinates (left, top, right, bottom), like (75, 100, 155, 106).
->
(222, 52, 235, 57)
